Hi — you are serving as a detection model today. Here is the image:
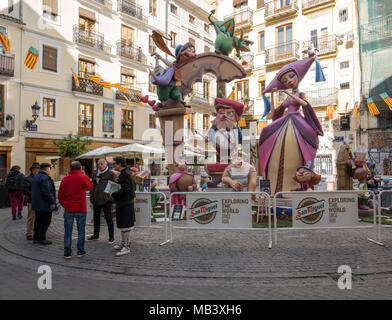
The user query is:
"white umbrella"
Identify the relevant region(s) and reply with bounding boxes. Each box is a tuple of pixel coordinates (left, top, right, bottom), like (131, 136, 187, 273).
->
(77, 146, 115, 159)
(103, 143, 165, 157)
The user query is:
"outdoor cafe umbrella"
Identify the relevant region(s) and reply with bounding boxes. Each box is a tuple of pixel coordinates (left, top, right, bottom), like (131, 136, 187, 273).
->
(77, 146, 115, 159)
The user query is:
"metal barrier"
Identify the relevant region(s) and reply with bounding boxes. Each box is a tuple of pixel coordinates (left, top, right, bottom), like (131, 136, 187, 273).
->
(273, 190, 383, 247)
(168, 191, 273, 248)
(134, 192, 169, 246)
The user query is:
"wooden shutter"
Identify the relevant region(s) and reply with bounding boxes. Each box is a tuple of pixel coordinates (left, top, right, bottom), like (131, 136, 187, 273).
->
(51, 0, 58, 15)
(42, 45, 57, 72)
(257, 0, 264, 9)
(233, 0, 247, 6)
(79, 8, 96, 21)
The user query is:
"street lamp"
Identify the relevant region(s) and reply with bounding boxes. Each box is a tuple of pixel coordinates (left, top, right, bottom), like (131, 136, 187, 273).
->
(24, 101, 41, 130)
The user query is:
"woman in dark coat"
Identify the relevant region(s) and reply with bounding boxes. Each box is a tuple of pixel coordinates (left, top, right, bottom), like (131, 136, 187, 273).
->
(111, 157, 136, 256)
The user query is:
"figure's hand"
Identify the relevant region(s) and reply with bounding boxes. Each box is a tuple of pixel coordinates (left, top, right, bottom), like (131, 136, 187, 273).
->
(230, 181, 242, 191)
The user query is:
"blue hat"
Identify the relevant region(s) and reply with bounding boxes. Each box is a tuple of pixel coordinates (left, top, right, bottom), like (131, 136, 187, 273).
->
(383, 177, 390, 184)
(297, 160, 313, 172)
(175, 44, 183, 58)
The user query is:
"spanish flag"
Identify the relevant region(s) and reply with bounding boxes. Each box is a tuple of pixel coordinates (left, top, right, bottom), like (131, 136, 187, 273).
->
(367, 98, 380, 116)
(0, 32, 10, 53)
(111, 83, 122, 90)
(125, 95, 131, 108)
(24, 46, 39, 70)
(327, 104, 335, 120)
(87, 74, 101, 83)
(72, 72, 79, 87)
(380, 92, 392, 110)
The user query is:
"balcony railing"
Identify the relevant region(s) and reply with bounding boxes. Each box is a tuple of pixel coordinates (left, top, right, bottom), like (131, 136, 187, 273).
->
(265, 40, 300, 66)
(116, 41, 146, 64)
(302, 0, 335, 11)
(117, 0, 143, 20)
(116, 85, 142, 103)
(265, 0, 298, 20)
(78, 116, 94, 137)
(243, 99, 255, 115)
(73, 25, 112, 54)
(303, 35, 337, 56)
(0, 54, 14, 77)
(121, 123, 133, 139)
(306, 88, 338, 107)
(0, 114, 14, 138)
(361, 14, 392, 43)
(188, 91, 215, 108)
(224, 8, 253, 28)
(72, 76, 104, 96)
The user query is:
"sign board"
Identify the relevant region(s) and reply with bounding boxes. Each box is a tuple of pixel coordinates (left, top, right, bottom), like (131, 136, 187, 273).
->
(186, 193, 252, 228)
(134, 193, 151, 227)
(29, 124, 38, 131)
(292, 192, 359, 228)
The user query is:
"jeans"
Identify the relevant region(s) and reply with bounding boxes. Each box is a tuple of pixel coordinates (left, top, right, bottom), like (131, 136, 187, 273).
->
(64, 210, 87, 256)
(9, 190, 24, 218)
(93, 202, 114, 240)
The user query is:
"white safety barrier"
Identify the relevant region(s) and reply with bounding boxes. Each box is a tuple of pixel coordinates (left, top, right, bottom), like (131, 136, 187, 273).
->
(134, 192, 169, 246)
(168, 191, 273, 248)
(273, 190, 384, 247)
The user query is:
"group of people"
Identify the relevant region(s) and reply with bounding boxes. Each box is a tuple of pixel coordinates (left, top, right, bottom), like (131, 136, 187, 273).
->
(5, 156, 136, 258)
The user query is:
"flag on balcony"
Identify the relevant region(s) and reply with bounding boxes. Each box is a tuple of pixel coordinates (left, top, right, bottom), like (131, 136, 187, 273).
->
(380, 92, 392, 110)
(99, 81, 112, 89)
(125, 95, 131, 108)
(119, 86, 130, 93)
(327, 104, 334, 120)
(238, 117, 246, 127)
(345, 102, 349, 116)
(0, 33, 10, 53)
(72, 72, 79, 88)
(24, 46, 39, 70)
(315, 56, 326, 82)
(111, 83, 122, 90)
(87, 75, 101, 83)
(352, 101, 359, 118)
(367, 98, 380, 116)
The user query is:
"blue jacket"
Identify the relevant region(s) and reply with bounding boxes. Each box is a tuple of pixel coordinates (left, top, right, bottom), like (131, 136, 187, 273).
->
(32, 171, 56, 212)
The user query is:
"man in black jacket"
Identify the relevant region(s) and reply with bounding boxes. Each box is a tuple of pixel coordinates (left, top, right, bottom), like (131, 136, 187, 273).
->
(111, 157, 136, 257)
(23, 162, 40, 240)
(32, 163, 56, 245)
(88, 158, 116, 244)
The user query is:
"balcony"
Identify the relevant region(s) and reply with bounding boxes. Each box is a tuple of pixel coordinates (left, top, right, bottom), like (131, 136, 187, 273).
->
(223, 8, 253, 30)
(117, 0, 144, 21)
(115, 85, 142, 103)
(116, 41, 146, 64)
(72, 76, 104, 96)
(188, 91, 215, 109)
(0, 54, 14, 77)
(303, 35, 337, 57)
(265, 0, 298, 22)
(360, 14, 392, 44)
(0, 114, 14, 138)
(302, 0, 335, 14)
(243, 99, 255, 115)
(73, 25, 112, 54)
(306, 88, 338, 107)
(265, 40, 300, 67)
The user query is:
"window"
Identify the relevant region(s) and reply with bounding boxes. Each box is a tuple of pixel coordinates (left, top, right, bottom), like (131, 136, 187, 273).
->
(189, 14, 195, 24)
(170, 4, 178, 15)
(340, 82, 350, 90)
(79, 16, 95, 32)
(339, 8, 348, 23)
(258, 77, 266, 97)
(149, 81, 157, 93)
(8, 0, 13, 13)
(314, 154, 333, 175)
(340, 61, 349, 69)
(78, 103, 94, 136)
(43, 0, 59, 22)
(121, 25, 134, 47)
(203, 80, 210, 98)
(257, 0, 264, 9)
(149, 0, 157, 16)
(203, 114, 210, 131)
(149, 35, 156, 53)
(276, 24, 293, 56)
(258, 31, 265, 51)
(149, 114, 157, 128)
(170, 31, 177, 48)
(42, 45, 58, 72)
(42, 98, 56, 118)
(204, 23, 209, 33)
(0, 84, 4, 127)
(234, 1, 249, 25)
(78, 58, 95, 77)
(121, 109, 134, 139)
(121, 74, 134, 89)
(235, 80, 249, 102)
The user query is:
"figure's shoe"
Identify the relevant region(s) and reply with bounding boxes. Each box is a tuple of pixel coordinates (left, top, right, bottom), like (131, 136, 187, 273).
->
(116, 246, 130, 257)
(140, 95, 149, 103)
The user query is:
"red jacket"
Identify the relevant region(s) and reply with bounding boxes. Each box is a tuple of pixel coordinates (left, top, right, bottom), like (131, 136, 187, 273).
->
(58, 170, 93, 213)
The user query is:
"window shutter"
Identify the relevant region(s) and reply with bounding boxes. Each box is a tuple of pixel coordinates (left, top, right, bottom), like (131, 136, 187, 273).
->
(120, 66, 134, 77)
(42, 45, 57, 72)
(233, 0, 247, 6)
(79, 8, 96, 21)
(51, 0, 58, 15)
(257, 0, 264, 9)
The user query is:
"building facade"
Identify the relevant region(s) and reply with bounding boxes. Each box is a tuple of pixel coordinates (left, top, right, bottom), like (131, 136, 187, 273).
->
(0, 0, 214, 180)
(216, 0, 361, 180)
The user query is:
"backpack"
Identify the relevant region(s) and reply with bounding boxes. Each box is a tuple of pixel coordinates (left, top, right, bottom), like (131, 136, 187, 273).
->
(6, 172, 22, 191)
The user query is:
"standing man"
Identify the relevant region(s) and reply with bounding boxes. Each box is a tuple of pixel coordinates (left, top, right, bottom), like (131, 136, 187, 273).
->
(23, 162, 40, 240)
(6, 165, 25, 220)
(111, 157, 136, 257)
(32, 163, 56, 245)
(88, 158, 116, 244)
(58, 161, 93, 259)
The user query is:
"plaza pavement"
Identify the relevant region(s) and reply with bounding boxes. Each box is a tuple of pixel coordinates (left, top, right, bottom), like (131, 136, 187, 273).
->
(0, 206, 392, 300)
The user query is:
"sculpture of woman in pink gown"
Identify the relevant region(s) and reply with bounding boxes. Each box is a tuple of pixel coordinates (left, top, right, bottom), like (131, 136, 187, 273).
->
(258, 56, 324, 194)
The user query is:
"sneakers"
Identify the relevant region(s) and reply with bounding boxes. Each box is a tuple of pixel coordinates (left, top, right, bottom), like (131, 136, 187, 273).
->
(17, 215, 23, 219)
(108, 239, 115, 245)
(76, 252, 87, 258)
(115, 246, 130, 257)
(64, 254, 72, 259)
(113, 244, 122, 250)
(87, 236, 99, 241)
(26, 236, 33, 241)
(37, 240, 52, 245)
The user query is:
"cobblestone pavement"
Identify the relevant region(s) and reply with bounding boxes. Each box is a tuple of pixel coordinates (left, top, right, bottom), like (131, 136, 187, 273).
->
(0, 207, 392, 300)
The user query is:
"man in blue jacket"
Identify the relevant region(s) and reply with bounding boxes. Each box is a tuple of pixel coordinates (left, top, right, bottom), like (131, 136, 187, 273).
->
(32, 163, 56, 245)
